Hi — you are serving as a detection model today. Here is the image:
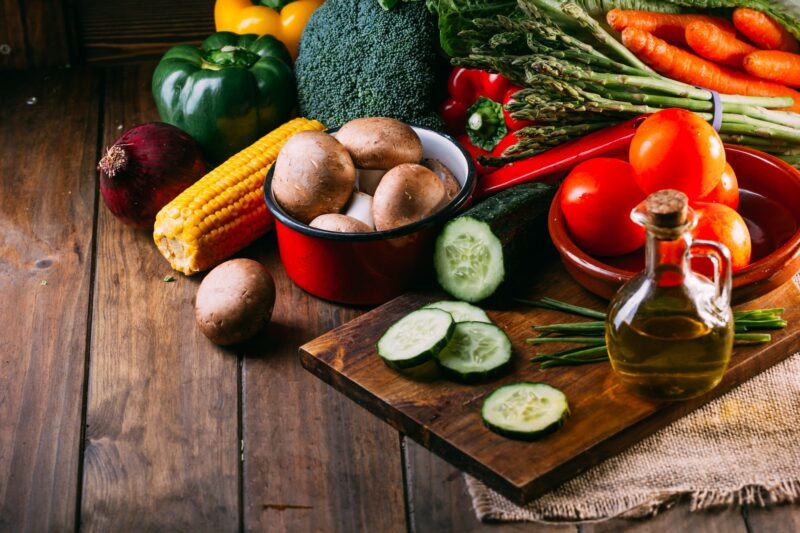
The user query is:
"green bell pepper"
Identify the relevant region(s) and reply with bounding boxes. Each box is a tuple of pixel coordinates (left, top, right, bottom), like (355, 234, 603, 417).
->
(152, 32, 295, 163)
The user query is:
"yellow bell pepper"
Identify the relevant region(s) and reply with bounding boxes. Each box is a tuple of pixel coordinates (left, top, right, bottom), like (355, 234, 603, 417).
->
(214, 0, 324, 59)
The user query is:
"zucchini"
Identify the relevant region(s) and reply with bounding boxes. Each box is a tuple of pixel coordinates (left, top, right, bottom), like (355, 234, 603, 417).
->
(481, 382, 569, 440)
(423, 301, 491, 323)
(377, 308, 454, 369)
(434, 182, 555, 302)
(435, 321, 512, 382)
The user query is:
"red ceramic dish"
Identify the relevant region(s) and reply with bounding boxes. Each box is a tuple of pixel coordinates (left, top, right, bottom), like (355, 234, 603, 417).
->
(265, 126, 476, 305)
(549, 145, 800, 304)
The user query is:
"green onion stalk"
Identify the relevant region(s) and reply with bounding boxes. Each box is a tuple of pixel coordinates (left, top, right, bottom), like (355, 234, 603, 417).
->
(517, 297, 787, 369)
(454, 0, 800, 168)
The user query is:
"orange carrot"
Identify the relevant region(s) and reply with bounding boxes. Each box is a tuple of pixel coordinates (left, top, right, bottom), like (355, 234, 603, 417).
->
(743, 50, 800, 88)
(733, 8, 800, 53)
(685, 20, 758, 68)
(620, 27, 800, 112)
(607, 9, 735, 45)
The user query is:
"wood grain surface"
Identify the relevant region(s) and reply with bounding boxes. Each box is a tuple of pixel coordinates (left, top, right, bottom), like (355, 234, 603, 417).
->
(0, 69, 99, 530)
(0, 0, 29, 69)
(19, 0, 76, 67)
(79, 65, 239, 531)
(241, 239, 408, 532)
(300, 262, 800, 505)
(74, 0, 215, 64)
(405, 438, 577, 533)
(0, 63, 797, 531)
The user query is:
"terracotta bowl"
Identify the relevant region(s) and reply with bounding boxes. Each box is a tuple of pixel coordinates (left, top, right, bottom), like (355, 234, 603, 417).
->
(549, 145, 800, 304)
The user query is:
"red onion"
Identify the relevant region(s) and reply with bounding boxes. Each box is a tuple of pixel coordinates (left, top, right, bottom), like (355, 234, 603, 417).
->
(97, 122, 206, 229)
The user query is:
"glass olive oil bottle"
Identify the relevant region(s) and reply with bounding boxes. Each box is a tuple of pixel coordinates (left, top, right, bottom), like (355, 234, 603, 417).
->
(606, 190, 734, 401)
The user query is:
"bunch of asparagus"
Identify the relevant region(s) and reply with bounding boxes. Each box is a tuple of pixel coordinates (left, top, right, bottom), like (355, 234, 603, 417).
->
(456, 0, 800, 167)
(520, 297, 787, 369)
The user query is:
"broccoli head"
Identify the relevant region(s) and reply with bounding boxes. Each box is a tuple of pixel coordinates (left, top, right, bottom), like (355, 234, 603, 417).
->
(295, 0, 445, 129)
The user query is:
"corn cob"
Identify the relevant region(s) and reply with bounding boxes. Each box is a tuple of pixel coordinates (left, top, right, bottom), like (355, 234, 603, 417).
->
(154, 117, 326, 275)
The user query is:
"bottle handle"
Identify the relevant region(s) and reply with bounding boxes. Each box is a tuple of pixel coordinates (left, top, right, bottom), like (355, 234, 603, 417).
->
(689, 240, 733, 306)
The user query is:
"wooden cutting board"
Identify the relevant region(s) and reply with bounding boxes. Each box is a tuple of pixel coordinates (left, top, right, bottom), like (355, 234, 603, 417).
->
(299, 262, 800, 505)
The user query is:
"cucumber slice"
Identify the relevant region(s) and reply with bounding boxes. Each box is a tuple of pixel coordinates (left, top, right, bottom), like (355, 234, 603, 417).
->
(435, 321, 512, 382)
(482, 382, 569, 440)
(423, 301, 491, 324)
(434, 218, 504, 303)
(377, 309, 455, 370)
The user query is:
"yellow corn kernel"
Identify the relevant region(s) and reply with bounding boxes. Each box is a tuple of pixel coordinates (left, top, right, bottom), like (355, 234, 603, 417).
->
(153, 117, 326, 275)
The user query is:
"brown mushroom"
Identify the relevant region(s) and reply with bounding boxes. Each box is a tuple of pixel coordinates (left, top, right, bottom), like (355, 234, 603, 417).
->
(422, 158, 461, 201)
(372, 163, 446, 231)
(194, 259, 276, 346)
(272, 131, 356, 224)
(309, 213, 373, 233)
(336, 117, 423, 170)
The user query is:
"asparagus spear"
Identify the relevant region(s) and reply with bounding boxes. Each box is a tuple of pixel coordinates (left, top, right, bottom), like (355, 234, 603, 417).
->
(455, 0, 800, 166)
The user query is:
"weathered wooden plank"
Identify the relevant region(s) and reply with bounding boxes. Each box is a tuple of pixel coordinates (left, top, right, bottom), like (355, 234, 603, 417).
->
(405, 438, 577, 533)
(75, 0, 215, 64)
(745, 504, 800, 533)
(0, 69, 99, 530)
(299, 265, 800, 505)
(581, 505, 747, 533)
(79, 64, 239, 531)
(19, 0, 74, 67)
(241, 240, 408, 532)
(0, 0, 28, 69)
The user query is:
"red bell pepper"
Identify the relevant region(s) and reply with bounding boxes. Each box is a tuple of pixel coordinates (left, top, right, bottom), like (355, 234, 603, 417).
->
(441, 67, 541, 175)
(474, 116, 648, 199)
(502, 85, 536, 132)
(441, 68, 511, 135)
(458, 133, 517, 176)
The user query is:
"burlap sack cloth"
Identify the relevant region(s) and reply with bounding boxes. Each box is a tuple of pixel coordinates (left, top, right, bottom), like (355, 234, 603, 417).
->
(467, 275, 800, 523)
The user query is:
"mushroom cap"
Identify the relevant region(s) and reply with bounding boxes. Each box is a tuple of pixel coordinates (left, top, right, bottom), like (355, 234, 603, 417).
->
(309, 213, 373, 233)
(194, 259, 275, 346)
(336, 117, 423, 170)
(372, 163, 447, 231)
(422, 158, 461, 201)
(272, 131, 356, 224)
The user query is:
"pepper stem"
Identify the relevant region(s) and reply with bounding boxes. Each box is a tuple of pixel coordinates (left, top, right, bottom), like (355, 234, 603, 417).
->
(202, 45, 260, 70)
(465, 97, 508, 151)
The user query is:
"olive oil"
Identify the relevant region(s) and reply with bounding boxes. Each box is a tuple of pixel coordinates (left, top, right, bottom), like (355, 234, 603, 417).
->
(606, 190, 734, 401)
(607, 312, 733, 400)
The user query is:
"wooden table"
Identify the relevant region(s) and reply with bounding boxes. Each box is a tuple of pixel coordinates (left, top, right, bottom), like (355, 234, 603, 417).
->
(2, 65, 798, 533)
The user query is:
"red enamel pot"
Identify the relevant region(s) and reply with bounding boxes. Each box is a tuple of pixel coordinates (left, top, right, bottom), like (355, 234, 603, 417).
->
(264, 126, 476, 305)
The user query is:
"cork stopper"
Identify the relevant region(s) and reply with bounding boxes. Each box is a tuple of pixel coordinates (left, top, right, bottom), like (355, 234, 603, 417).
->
(645, 189, 688, 229)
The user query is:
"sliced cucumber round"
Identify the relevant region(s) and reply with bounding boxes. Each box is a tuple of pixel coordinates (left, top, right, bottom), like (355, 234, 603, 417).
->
(434, 218, 504, 303)
(435, 321, 511, 382)
(377, 308, 455, 370)
(423, 301, 491, 324)
(482, 382, 569, 441)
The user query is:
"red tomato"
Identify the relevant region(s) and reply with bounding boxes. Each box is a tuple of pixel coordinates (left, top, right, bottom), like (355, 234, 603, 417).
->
(692, 202, 752, 273)
(560, 158, 646, 257)
(696, 163, 739, 210)
(630, 108, 726, 200)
